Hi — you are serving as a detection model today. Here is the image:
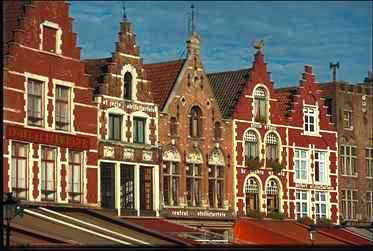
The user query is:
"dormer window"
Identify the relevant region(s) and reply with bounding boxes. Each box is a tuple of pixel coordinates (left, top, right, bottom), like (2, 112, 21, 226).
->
(189, 106, 202, 138)
(303, 106, 317, 134)
(254, 87, 267, 123)
(123, 72, 132, 100)
(40, 21, 62, 54)
(43, 26, 57, 53)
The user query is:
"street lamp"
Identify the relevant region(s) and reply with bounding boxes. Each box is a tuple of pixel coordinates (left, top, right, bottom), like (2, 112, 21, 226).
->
(308, 223, 317, 247)
(3, 192, 22, 248)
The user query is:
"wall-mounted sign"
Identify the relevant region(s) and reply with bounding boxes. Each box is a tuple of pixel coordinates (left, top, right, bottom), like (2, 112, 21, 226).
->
(295, 183, 334, 190)
(101, 98, 156, 113)
(161, 208, 235, 219)
(6, 125, 90, 150)
(123, 148, 134, 160)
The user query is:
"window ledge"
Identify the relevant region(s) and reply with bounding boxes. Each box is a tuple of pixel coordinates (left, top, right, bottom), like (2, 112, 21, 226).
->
(301, 132, 321, 137)
(340, 174, 358, 178)
(344, 127, 354, 131)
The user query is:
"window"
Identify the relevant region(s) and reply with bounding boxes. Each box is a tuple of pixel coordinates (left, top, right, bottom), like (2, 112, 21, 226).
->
(68, 151, 82, 203)
(170, 117, 177, 136)
(214, 121, 222, 140)
(41, 147, 56, 201)
(266, 133, 279, 161)
(366, 148, 373, 178)
(120, 165, 135, 210)
(340, 145, 357, 176)
(295, 149, 307, 181)
(245, 178, 260, 212)
(189, 106, 202, 138)
(133, 117, 146, 144)
(343, 110, 352, 129)
(245, 131, 258, 161)
(367, 191, 373, 221)
(163, 162, 180, 206)
(324, 98, 333, 116)
(314, 151, 326, 183)
(108, 114, 122, 141)
(304, 106, 317, 133)
(55, 86, 70, 131)
(254, 87, 267, 123)
(208, 165, 224, 208)
(27, 79, 43, 127)
(11, 142, 28, 199)
(296, 190, 308, 219)
(123, 72, 132, 100)
(266, 179, 280, 213)
(315, 192, 327, 219)
(43, 25, 57, 53)
(341, 189, 357, 220)
(186, 164, 202, 207)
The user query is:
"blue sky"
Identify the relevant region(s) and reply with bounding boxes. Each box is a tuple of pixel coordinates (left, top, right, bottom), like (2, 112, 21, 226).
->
(69, 1, 372, 87)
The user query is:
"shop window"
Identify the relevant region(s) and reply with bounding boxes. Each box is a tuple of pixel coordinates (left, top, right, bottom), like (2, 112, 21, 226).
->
(341, 189, 357, 220)
(11, 142, 28, 199)
(120, 165, 135, 210)
(208, 165, 224, 208)
(294, 149, 307, 182)
(367, 148, 373, 178)
(213, 121, 222, 140)
(314, 151, 326, 183)
(163, 162, 180, 206)
(123, 72, 132, 100)
(315, 191, 327, 219)
(367, 191, 373, 221)
(245, 178, 260, 212)
(133, 117, 146, 144)
(41, 147, 56, 201)
(343, 110, 353, 129)
(27, 79, 43, 127)
(265, 133, 279, 161)
(254, 87, 267, 123)
(303, 106, 317, 134)
(108, 114, 122, 141)
(55, 85, 70, 131)
(340, 145, 357, 176)
(266, 179, 280, 214)
(170, 117, 177, 136)
(244, 131, 259, 161)
(43, 25, 57, 53)
(68, 151, 82, 203)
(140, 166, 153, 211)
(189, 106, 202, 138)
(296, 190, 308, 219)
(186, 164, 202, 207)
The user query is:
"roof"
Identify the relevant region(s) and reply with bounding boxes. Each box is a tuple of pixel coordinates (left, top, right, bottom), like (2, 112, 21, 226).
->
(275, 87, 297, 117)
(84, 57, 112, 91)
(145, 59, 186, 110)
(207, 68, 250, 118)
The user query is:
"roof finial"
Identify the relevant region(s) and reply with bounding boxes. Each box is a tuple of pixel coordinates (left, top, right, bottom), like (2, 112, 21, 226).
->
(253, 40, 264, 52)
(329, 62, 340, 82)
(191, 4, 195, 34)
(122, 1, 127, 20)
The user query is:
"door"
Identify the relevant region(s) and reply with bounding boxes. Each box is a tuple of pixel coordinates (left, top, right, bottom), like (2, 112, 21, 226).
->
(140, 166, 153, 211)
(100, 163, 115, 209)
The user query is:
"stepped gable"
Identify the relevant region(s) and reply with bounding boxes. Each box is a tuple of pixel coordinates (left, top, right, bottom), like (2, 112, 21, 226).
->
(208, 68, 250, 119)
(144, 59, 186, 110)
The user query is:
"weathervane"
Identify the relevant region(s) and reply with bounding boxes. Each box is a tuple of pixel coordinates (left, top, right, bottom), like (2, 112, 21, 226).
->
(253, 40, 264, 52)
(122, 1, 127, 20)
(191, 4, 195, 34)
(329, 62, 339, 82)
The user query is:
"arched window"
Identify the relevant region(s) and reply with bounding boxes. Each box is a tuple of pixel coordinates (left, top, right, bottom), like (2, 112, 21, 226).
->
(266, 133, 279, 161)
(170, 117, 177, 136)
(208, 165, 224, 208)
(266, 179, 280, 213)
(254, 87, 267, 123)
(189, 106, 202, 138)
(163, 161, 180, 206)
(123, 72, 132, 100)
(245, 178, 260, 212)
(214, 121, 222, 140)
(244, 131, 259, 161)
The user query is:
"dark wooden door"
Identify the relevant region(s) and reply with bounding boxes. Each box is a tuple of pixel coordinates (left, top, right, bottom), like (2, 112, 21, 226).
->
(140, 166, 153, 211)
(100, 163, 115, 209)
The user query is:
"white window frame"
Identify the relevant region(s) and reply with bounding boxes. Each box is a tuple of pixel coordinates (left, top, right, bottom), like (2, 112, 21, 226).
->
(366, 148, 373, 178)
(367, 191, 373, 221)
(55, 85, 71, 132)
(294, 149, 308, 183)
(314, 151, 327, 184)
(341, 189, 358, 220)
(315, 191, 328, 219)
(303, 105, 318, 135)
(343, 109, 353, 130)
(39, 20, 62, 54)
(296, 190, 308, 219)
(340, 145, 357, 176)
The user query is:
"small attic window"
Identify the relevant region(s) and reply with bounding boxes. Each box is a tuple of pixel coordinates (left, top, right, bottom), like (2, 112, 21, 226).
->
(123, 72, 132, 100)
(43, 26, 57, 53)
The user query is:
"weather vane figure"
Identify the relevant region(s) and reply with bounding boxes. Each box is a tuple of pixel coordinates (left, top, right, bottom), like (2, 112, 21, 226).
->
(253, 40, 264, 52)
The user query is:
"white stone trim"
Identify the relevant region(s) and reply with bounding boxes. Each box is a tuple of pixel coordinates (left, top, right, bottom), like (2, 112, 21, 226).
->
(106, 107, 127, 142)
(252, 84, 271, 124)
(39, 20, 62, 55)
(119, 52, 141, 59)
(131, 111, 151, 145)
(264, 175, 284, 213)
(20, 45, 80, 62)
(8, 70, 25, 77)
(263, 129, 283, 164)
(4, 87, 24, 93)
(52, 79, 75, 133)
(75, 102, 97, 109)
(242, 174, 264, 214)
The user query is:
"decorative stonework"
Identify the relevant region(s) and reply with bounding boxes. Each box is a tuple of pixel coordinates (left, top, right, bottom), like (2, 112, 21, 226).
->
(143, 150, 153, 161)
(123, 148, 134, 160)
(103, 146, 115, 158)
(163, 148, 181, 162)
(208, 148, 225, 166)
(186, 149, 203, 164)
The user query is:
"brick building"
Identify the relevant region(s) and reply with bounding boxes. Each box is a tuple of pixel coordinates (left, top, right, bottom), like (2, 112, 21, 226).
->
(145, 31, 235, 238)
(3, 1, 98, 205)
(209, 48, 339, 223)
(319, 76, 373, 223)
(84, 15, 160, 216)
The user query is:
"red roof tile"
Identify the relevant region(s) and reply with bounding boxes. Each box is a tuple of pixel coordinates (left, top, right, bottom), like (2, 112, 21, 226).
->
(145, 59, 186, 110)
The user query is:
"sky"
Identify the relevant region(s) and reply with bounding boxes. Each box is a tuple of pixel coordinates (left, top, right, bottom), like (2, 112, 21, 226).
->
(69, 1, 372, 87)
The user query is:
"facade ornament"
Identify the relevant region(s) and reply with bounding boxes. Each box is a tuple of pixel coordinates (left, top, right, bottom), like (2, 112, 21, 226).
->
(103, 146, 115, 158)
(142, 150, 153, 161)
(186, 148, 203, 164)
(123, 148, 134, 160)
(208, 148, 225, 166)
(163, 148, 181, 162)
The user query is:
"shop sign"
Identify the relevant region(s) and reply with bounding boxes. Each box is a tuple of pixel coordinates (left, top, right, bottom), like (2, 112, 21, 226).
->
(101, 98, 156, 113)
(162, 208, 235, 219)
(295, 183, 333, 190)
(6, 125, 90, 150)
